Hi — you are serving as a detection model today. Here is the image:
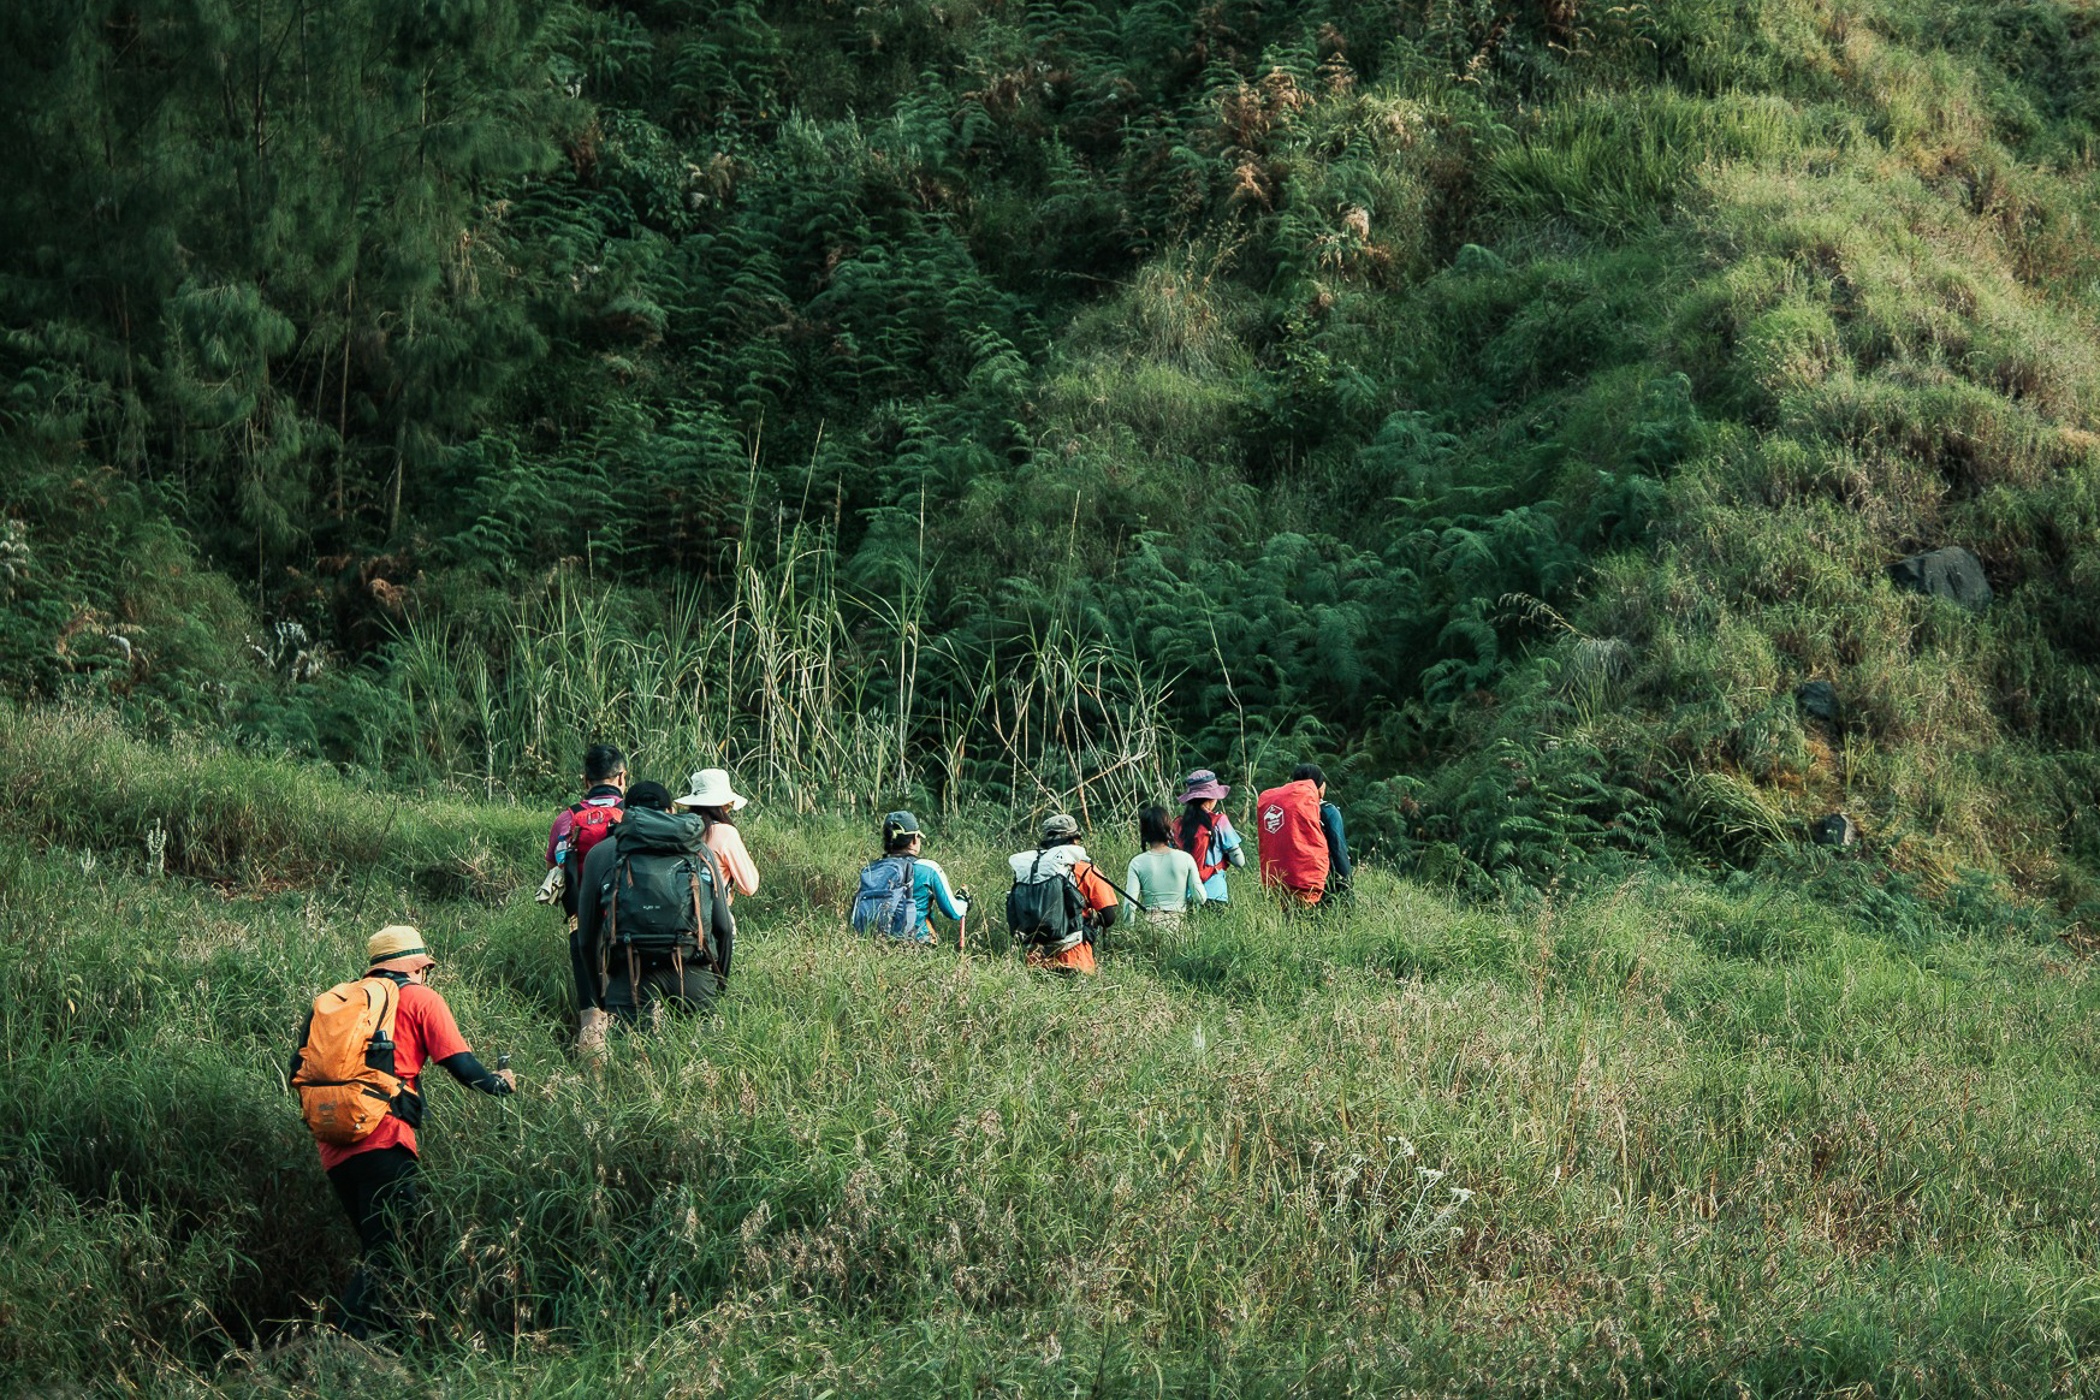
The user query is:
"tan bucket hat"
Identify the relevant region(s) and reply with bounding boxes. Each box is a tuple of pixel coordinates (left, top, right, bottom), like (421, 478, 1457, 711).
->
(367, 924, 436, 972)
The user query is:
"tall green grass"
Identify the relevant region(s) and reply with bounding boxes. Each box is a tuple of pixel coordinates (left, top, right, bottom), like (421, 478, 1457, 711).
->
(1485, 90, 1812, 235)
(4, 711, 2098, 1394)
(0, 703, 538, 892)
(375, 546, 1178, 838)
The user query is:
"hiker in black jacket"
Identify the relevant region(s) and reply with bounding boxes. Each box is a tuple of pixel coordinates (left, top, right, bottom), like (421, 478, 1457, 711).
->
(572, 781, 735, 1027)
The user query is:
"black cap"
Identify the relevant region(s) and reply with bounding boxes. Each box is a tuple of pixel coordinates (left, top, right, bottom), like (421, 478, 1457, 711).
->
(883, 810, 922, 844)
(625, 780, 675, 811)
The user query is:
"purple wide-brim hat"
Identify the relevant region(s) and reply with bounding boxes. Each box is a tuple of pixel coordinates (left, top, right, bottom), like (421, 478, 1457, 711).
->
(1180, 769, 1230, 803)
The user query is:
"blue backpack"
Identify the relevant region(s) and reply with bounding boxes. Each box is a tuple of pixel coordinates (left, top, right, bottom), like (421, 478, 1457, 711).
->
(851, 855, 919, 940)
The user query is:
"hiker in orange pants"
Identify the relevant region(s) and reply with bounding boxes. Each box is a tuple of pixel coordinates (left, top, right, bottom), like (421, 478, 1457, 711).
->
(1008, 813, 1119, 974)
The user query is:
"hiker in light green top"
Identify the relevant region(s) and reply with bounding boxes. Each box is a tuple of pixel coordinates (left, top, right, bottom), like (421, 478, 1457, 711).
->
(1124, 804, 1207, 924)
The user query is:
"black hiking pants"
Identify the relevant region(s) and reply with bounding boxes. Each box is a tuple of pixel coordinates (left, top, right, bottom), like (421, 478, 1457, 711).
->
(567, 914, 599, 1014)
(326, 1145, 419, 1338)
(604, 953, 719, 1023)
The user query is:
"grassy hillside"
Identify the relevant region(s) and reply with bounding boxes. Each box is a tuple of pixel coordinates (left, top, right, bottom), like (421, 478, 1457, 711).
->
(6, 0, 2100, 1389)
(3, 0, 2097, 909)
(5, 704, 2098, 1394)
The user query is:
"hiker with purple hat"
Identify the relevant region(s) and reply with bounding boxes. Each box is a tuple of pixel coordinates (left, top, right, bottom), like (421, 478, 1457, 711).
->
(1172, 768, 1247, 905)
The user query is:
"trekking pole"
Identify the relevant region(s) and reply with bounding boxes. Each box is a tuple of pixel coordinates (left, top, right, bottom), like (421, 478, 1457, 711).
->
(497, 1053, 520, 1148)
(349, 796, 402, 922)
(1092, 869, 1140, 908)
(1086, 868, 1144, 962)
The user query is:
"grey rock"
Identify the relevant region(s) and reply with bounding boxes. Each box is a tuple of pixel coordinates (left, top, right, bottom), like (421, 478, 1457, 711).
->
(1888, 547, 1992, 612)
(1812, 812, 1858, 848)
(1796, 680, 1840, 724)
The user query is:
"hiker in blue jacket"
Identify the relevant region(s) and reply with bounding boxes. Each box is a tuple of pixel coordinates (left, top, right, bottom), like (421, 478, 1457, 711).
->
(851, 811, 969, 943)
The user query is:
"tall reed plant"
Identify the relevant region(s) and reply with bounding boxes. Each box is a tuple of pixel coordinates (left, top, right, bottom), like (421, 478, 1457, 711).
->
(382, 537, 1181, 830)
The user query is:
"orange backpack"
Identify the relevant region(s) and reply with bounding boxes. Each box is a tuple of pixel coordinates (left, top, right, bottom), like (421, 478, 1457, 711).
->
(1256, 779, 1329, 902)
(292, 976, 411, 1146)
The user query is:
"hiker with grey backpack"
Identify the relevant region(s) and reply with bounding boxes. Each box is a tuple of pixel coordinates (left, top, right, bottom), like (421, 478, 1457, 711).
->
(850, 811, 971, 946)
(572, 781, 735, 1037)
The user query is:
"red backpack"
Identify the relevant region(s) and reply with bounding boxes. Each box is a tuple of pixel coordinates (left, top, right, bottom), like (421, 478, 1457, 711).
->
(1256, 780, 1328, 902)
(567, 802, 624, 866)
(1174, 812, 1229, 882)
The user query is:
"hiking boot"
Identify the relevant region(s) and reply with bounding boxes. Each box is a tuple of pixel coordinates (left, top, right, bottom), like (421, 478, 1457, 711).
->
(574, 1007, 609, 1055)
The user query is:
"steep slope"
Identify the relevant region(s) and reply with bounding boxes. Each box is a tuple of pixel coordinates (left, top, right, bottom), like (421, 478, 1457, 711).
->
(0, 0, 2095, 904)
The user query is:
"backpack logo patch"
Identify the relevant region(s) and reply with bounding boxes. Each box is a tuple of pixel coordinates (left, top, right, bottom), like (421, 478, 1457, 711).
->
(569, 803, 623, 863)
(1262, 804, 1285, 834)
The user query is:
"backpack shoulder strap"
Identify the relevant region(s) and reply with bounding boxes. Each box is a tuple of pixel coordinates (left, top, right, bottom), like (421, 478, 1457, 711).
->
(604, 849, 630, 946)
(701, 856, 718, 965)
(372, 976, 400, 1039)
(371, 976, 424, 1115)
(688, 844, 721, 915)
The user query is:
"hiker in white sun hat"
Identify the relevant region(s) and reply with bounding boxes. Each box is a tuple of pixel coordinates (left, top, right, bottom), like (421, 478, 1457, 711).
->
(675, 768, 759, 907)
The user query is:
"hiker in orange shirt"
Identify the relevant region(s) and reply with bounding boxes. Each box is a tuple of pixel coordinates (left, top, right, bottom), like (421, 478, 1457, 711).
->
(290, 926, 515, 1339)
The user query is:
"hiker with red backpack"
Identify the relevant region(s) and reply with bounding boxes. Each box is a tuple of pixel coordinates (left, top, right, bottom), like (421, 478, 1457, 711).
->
(1256, 763, 1354, 907)
(1172, 768, 1247, 905)
(290, 926, 516, 1339)
(573, 780, 735, 1032)
(541, 744, 627, 1048)
(541, 744, 628, 915)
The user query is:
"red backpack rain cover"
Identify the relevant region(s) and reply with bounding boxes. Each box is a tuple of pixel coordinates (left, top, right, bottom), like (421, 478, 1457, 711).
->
(1256, 780, 1328, 902)
(567, 802, 624, 865)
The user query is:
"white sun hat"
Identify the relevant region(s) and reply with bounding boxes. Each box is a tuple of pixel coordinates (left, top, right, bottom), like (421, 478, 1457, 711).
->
(674, 768, 748, 811)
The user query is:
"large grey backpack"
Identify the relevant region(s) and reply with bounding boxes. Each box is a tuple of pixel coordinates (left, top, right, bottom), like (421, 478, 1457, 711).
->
(1007, 849, 1084, 950)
